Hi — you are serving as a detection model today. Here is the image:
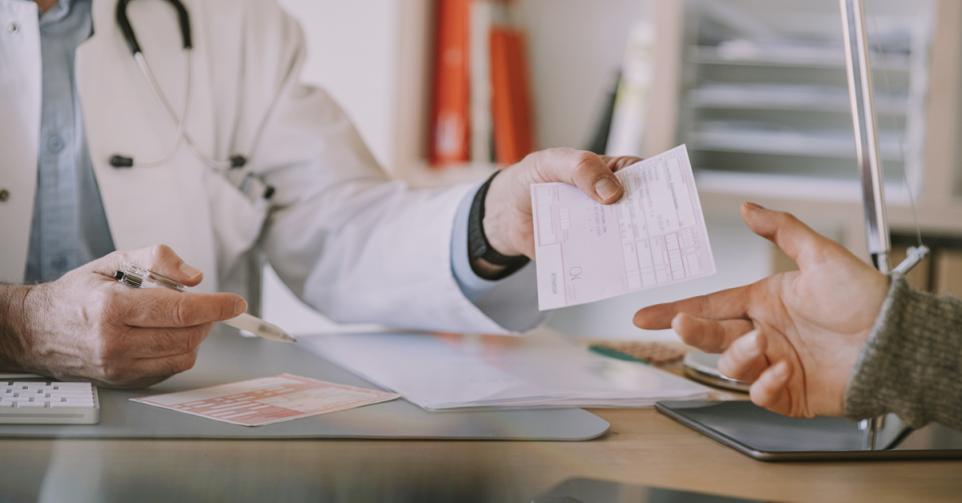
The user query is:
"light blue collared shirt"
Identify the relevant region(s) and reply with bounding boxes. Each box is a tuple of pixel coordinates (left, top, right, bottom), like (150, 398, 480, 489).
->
(25, 0, 114, 283)
(25, 0, 542, 331)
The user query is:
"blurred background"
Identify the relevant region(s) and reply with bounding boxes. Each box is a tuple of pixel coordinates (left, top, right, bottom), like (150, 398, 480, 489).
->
(264, 0, 962, 340)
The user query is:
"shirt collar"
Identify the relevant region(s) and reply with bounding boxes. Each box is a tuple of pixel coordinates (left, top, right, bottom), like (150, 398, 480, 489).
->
(39, 0, 73, 27)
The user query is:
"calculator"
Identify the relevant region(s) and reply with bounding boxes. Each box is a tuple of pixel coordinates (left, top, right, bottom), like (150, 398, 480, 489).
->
(0, 380, 100, 424)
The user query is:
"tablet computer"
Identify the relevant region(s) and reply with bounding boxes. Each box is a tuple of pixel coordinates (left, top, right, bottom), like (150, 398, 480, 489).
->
(656, 400, 962, 461)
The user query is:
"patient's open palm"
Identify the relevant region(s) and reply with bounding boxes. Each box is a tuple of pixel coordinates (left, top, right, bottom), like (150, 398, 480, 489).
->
(634, 203, 888, 417)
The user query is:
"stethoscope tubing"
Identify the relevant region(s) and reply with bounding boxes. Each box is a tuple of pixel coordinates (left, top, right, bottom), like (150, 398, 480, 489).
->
(114, 0, 277, 201)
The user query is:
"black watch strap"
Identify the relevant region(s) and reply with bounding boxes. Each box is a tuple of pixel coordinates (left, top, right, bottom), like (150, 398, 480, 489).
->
(468, 171, 530, 280)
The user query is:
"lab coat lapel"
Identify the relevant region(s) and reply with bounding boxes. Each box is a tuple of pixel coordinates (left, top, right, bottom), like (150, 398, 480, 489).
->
(76, 0, 219, 290)
(0, 0, 41, 282)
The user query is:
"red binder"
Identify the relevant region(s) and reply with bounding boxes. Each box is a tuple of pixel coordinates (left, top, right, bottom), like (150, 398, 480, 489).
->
(429, 0, 472, 167)
(490, 26, 534, 165)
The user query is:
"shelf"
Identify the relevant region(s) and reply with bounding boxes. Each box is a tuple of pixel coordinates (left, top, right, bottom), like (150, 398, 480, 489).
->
(687, 126, 904, 161)
(690, 45, 912, 72)
(694, 169, 911, 206)
(688, 84, 907, 115)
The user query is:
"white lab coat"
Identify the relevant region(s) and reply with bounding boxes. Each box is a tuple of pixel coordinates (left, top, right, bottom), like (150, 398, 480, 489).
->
(0, 0, 510, 333)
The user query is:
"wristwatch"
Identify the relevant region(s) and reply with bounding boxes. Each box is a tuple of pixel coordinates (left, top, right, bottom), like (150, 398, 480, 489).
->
(468, 171, 530, 280)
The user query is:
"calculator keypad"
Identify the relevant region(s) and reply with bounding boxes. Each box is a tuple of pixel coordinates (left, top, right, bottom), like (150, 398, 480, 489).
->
(0, 381, 99, 424)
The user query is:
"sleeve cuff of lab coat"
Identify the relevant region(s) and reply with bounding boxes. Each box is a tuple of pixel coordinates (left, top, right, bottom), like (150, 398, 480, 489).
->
(450, 184, 546, 333)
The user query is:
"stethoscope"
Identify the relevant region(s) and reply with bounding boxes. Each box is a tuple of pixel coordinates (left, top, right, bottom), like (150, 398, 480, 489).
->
(110, 0, 276, 202)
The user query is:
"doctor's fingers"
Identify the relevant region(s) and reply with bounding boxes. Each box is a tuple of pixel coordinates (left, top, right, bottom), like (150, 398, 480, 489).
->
(670, 313, 754, 353)
(633, 284, 754, 330)
(135, 351, 201, 379)
(532, 149, 625, 204)
(599, 155, 643, 172)
(118, 288, 246, 328)
(717, 330, 770, 382)
(120, 324, 214, 359)
(96, 352, 201, 388)
(88, 244, 205, 287)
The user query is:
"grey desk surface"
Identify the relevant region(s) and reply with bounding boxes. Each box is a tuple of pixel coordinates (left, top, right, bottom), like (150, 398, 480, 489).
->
(3, 334, 962, 502)
(0, 331, 608, 441)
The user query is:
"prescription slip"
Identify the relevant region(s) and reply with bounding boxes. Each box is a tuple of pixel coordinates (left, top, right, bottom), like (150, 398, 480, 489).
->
(132, 374, 399, 426)
(532, 145, 715, 310)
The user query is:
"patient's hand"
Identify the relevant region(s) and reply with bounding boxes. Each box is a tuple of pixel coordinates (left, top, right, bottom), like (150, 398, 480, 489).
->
(633, 203, 888, 418)
(7, 245, 245, 388)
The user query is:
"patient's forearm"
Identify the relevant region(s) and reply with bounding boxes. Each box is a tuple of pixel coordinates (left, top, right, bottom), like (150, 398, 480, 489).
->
(0, 284, 32, 372)
(845, 275, 962, 429)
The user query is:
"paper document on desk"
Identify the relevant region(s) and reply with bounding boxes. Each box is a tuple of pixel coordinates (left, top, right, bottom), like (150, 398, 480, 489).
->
(532, 145, 715, 310)
(132, 374, 399, 426)
(301, 332, 709, 410)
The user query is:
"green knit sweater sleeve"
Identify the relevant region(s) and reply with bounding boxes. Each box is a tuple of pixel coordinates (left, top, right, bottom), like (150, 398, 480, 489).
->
(844, 274, 962, 429)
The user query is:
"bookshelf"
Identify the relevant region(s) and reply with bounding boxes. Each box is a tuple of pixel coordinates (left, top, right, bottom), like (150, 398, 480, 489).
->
(681, 1, 926, 182)
(646, 0, 962, 254)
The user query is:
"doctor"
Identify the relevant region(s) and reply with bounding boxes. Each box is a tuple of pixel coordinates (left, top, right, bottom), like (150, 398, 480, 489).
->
(0, 0, 636, 387)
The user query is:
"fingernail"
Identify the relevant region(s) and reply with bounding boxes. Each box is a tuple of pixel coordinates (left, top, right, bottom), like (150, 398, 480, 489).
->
(179, 263, 201, 279)
(744, 201, 764, 210)
(594, 176, 621, 201)
(234, 298, 248, 316)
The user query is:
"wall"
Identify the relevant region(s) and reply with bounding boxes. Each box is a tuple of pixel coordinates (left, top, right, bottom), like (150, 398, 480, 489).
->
(518, 0, 649, 150)
(275, 0, 425, 171)
(264, 0, 413, 332)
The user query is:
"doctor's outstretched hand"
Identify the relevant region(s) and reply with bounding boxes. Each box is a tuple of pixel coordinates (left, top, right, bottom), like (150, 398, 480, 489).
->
(633, 203, 889, 418)
(482, 149, 640, 259)
(4, 245, 245, 388)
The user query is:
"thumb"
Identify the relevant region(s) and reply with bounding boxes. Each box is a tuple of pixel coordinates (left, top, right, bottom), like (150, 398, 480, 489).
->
(88, 245, 204, 287)
(740, 202, 837, 269)
(534, 149, 625, 204)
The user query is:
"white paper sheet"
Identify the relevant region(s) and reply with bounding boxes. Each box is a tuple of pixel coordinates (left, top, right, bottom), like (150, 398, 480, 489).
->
(531, 145, 716, 310)
(300, 332, 709, 411)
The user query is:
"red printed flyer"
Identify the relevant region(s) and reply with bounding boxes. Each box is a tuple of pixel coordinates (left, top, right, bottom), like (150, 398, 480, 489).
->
(132, 374, 399, 427)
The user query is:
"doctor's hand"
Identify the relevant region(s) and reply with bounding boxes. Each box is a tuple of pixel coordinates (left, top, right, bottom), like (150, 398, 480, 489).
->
(483, 149, 640, 259)
(13, 245, 245, 388)
(633, 203, 889, 418)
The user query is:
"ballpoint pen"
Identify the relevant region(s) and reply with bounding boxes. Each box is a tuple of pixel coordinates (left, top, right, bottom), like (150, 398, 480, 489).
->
(113, 264, 296, 343)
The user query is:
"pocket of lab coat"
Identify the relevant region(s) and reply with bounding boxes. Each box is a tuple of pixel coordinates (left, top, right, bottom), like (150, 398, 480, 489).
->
(203, 171, 270, 260)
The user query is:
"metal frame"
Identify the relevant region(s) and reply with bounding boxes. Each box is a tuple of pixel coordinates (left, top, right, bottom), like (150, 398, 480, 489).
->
(840, 0, 931, 451)
(840, 0, 891, 273)
(840, 0, 892, 450)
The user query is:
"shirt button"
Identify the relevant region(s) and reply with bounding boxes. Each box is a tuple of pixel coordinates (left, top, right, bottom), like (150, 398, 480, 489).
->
(0, 189, 9, 202)
(47, 135, 65, 154)
(7, 22, 19, 35)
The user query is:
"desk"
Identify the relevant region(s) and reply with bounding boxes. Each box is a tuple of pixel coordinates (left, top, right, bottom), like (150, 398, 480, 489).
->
(2, 407, 960, 503)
